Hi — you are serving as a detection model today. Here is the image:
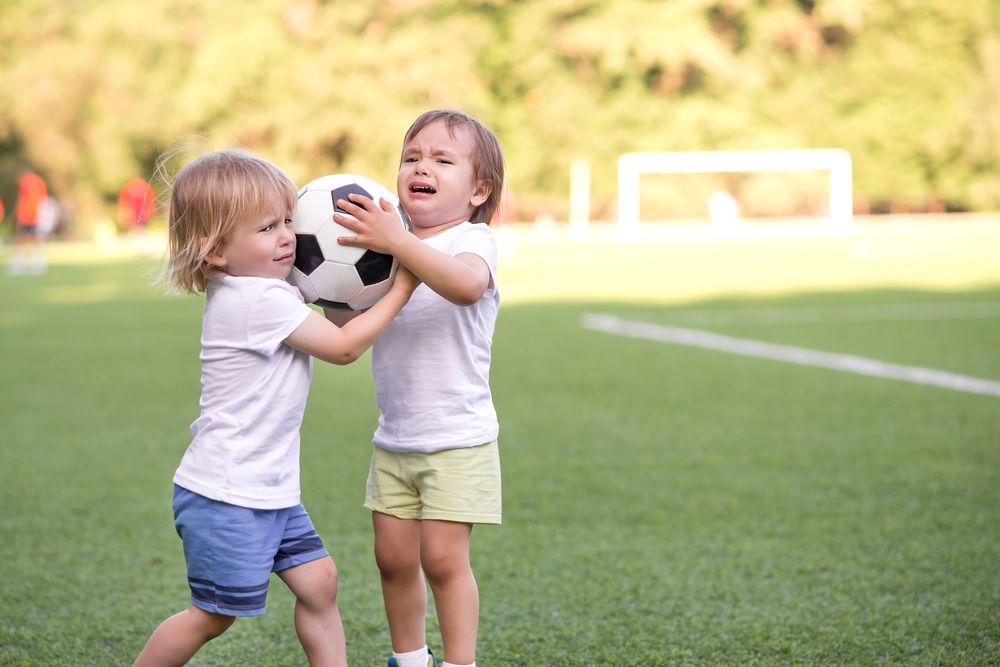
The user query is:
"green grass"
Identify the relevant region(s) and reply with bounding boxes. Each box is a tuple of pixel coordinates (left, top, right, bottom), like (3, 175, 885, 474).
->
(1, 257, 999, 665)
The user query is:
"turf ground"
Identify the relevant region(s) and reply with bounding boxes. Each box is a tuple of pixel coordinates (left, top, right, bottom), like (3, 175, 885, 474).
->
(1, 217, 999, 665)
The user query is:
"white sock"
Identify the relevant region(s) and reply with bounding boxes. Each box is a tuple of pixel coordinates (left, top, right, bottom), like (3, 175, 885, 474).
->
(442, 662, 475, 667)
(393, 646, 431, 667)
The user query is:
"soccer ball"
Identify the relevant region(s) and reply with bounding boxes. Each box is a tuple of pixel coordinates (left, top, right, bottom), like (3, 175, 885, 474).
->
(288, 173, 408, 311)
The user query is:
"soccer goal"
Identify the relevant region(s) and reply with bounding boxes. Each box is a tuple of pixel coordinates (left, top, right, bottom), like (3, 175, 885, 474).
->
(616, 149, 853, 239)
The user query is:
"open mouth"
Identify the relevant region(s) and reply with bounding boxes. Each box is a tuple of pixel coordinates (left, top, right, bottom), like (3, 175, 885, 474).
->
(410, 184, 436, 194)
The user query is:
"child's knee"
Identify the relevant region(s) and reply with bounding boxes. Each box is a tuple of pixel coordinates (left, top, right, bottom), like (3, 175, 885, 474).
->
(294, 559, 340, 609)
(421, 549, 471, 586)
(189, 606, 236, 639)
(316, 563, 340, 602)
(375, 542, 420, 577)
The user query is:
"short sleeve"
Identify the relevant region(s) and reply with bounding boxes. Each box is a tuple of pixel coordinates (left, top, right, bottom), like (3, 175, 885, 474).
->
(449, 224, 498, 278)
(246, 281, 312, 356)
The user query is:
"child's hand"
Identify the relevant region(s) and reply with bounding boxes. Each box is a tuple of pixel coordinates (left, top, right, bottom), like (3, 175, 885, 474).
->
(391, 266, 420, 295)
(334, 194, 408, 254)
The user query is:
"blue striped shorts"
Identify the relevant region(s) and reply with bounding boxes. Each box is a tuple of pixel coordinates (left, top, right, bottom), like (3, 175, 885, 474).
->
(172, 485, 329, 617)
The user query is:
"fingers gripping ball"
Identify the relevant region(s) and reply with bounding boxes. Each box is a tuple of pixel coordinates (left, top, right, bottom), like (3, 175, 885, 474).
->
(288, 174, 409, 311)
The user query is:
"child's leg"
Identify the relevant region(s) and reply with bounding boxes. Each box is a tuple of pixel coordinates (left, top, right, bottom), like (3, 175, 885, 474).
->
(421, 520, 477, 666)
(277, 556, 346, 667)
(132, 604, 235, 667)
(373, 511, 428, 653)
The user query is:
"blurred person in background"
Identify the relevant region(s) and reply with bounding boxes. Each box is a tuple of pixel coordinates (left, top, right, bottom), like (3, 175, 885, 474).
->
(36, 195, 60, 239)
(9, 169, 48, 275)
(118, 177, 156, 232)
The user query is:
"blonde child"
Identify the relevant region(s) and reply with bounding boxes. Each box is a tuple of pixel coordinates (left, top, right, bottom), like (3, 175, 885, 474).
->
(132, 148, 418, 667)
(332, 109, 505, 667)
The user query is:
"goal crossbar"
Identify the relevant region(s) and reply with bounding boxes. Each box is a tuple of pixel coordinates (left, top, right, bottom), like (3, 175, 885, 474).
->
(617, 149, 853, 238)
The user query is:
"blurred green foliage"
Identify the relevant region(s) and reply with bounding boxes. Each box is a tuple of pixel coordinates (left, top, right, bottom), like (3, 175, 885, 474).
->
(0, 0, 998, 228)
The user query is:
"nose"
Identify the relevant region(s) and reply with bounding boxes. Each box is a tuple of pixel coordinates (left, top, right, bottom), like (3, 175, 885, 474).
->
(280, 223, 295, 245)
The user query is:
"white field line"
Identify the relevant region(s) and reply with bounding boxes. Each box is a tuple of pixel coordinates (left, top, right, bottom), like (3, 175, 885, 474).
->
(582, 314, 1000, 398)
(650, 301, 1000, 327)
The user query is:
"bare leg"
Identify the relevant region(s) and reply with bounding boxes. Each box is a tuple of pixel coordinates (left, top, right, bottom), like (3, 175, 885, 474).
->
(421, 520, 477, 666)
(277, 557, 347, 667)
(372, 512, 427, 652)
(132, 604, 235, 667)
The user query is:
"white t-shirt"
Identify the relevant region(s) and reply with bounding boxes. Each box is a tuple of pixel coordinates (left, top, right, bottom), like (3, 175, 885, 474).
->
(173, 276, 313, 509)
(371, 222, 500, 453)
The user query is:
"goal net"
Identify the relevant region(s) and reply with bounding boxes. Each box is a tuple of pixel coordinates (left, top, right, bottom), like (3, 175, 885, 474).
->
(616, 149, 853, 239)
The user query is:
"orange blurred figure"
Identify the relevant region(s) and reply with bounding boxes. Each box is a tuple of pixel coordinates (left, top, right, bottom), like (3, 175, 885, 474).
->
(16, 171, 47, 227)
(118, 177, 156, 229)
(9, 170, 49, 274)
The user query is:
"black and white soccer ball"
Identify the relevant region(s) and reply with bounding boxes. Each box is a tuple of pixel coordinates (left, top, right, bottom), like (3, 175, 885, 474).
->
(288, 174, 408, 311)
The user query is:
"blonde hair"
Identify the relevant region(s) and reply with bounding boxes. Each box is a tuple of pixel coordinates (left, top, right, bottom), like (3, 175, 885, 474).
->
(402, 109, 506, 225)
(164, 148, 297, 293)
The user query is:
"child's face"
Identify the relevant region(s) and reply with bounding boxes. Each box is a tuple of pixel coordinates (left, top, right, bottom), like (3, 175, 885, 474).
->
(397, 118, 490, 232)
(208, 203, 296, 280)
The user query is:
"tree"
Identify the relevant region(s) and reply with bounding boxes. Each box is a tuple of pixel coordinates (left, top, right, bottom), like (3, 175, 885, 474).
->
(0, 0, 996, 230)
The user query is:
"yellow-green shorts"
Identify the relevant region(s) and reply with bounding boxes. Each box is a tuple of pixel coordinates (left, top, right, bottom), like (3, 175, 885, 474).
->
(364, 440, 501, 524)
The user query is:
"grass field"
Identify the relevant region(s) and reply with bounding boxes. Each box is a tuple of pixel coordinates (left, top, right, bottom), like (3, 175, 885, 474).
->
(2, 219, 999, 665)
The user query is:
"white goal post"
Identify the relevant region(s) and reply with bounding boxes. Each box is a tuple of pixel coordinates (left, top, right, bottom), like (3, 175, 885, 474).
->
(617, 149, 853, 238)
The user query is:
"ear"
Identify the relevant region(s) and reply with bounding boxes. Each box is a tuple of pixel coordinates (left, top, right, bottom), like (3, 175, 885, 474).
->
(470, 180, 491, 208)
(203, 239, 227, 269)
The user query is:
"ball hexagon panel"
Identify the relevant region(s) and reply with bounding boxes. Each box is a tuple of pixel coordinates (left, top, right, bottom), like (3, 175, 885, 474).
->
(293, 189, 337, 235)
(288, 267, 319, 303)
(349, 276, 397, 311)
(314, 220, 366, 266)
(307, 260, 364, 304)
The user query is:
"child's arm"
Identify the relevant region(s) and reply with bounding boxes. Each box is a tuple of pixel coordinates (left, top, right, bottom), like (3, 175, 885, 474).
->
(285, 267, 418, 365)
(334, 195, 490, 305)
